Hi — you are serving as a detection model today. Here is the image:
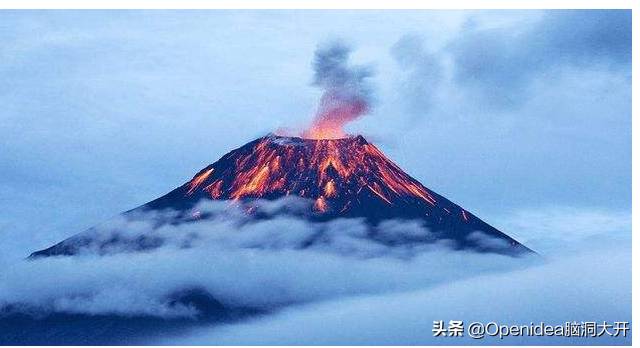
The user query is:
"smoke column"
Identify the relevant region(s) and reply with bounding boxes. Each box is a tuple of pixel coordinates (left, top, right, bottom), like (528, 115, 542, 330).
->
(303, 41, 374, 139)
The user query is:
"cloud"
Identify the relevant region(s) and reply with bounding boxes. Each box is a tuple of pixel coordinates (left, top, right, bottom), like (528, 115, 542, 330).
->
(1, 198, 535, 319)
(379, 11, 630, 214)
(390, 34, 443, 116)
(28, 198, 527, 259)
(161, 243, 630, 345)
(151, 205, 632, 345)
(466, 231, 511, 250)
(451, 10, 630, 108)
(0, 200, 630, 344)
(391, 10, 631, 111)
(494, 206, 631, 254)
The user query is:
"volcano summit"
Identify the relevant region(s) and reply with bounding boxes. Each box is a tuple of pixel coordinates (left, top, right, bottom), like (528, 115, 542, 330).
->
(31, 134, 531, 258)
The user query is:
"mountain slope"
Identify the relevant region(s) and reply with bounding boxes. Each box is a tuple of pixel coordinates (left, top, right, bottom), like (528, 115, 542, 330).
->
(30, 134, 532, 257)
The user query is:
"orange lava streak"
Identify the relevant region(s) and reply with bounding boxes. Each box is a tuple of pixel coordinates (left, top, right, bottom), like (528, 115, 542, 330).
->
(205, 180, 223, 199)
(367, 184, 392, 204)
(403, 182, 437, 206)
(303, 124, 346, 140)
(231, 165, 270, 199)
(187, 168, 214, 195)
(314, 196, 328, 212)
(366, 146, 437, 206)
(307, 140, 354, 182)
(319, 155, 349, 181)
(270, 155, 282, 171)
(324, 180, 337, 198)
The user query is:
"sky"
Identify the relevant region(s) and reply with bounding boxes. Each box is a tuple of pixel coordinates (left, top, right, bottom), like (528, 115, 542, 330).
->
(0, 10, 631, 259)
(0, 10, 632, 345)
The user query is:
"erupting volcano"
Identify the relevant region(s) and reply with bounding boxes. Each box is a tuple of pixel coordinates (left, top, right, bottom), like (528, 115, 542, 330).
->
(31, 133, 531, 258)
(30, 41, 531, 258)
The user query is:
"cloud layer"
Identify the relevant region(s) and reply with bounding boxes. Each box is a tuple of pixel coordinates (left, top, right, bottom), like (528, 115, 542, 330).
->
(1, 199, 535, 318)
(163, 245, 629, 345)
(0, 201, 630, 345)
(153, 204, 631, 345)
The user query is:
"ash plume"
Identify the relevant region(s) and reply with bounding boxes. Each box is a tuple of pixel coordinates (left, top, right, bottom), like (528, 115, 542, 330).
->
(304, 41, 374, 139)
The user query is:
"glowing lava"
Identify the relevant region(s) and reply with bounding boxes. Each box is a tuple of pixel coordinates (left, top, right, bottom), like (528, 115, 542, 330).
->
(187, 168, 214, 195)
(184, 134, 439, 217)
(314, 196, 328, 212)
(302, 91, 369, 140)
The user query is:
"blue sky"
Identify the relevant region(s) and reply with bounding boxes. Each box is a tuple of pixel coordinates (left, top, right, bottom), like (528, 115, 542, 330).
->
(0, 10, 631, 260)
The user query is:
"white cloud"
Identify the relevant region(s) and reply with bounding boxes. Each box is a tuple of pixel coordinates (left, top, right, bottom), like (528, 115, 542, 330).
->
(158, 242, 630, 345)
(493, 206, 631, 254)
(0, 199, 535, 318)
(0, 201, 630, 345)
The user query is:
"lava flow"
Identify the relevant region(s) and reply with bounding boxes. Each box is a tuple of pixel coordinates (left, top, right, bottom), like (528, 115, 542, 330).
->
(181, 134, 438, 217)
(153, 133, 528, 254)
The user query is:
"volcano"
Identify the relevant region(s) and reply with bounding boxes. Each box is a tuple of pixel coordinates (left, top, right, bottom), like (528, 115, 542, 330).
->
(31, 134, 531, 258)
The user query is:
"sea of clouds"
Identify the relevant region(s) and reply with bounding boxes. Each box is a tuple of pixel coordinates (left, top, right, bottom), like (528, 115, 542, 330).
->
(0, 199, 532, 316)
(0, 199, 631, 344)
(156, 203, 631, 345)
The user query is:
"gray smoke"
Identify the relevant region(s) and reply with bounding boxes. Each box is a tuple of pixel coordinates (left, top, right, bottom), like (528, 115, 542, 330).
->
(305, 40, 374, 138)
